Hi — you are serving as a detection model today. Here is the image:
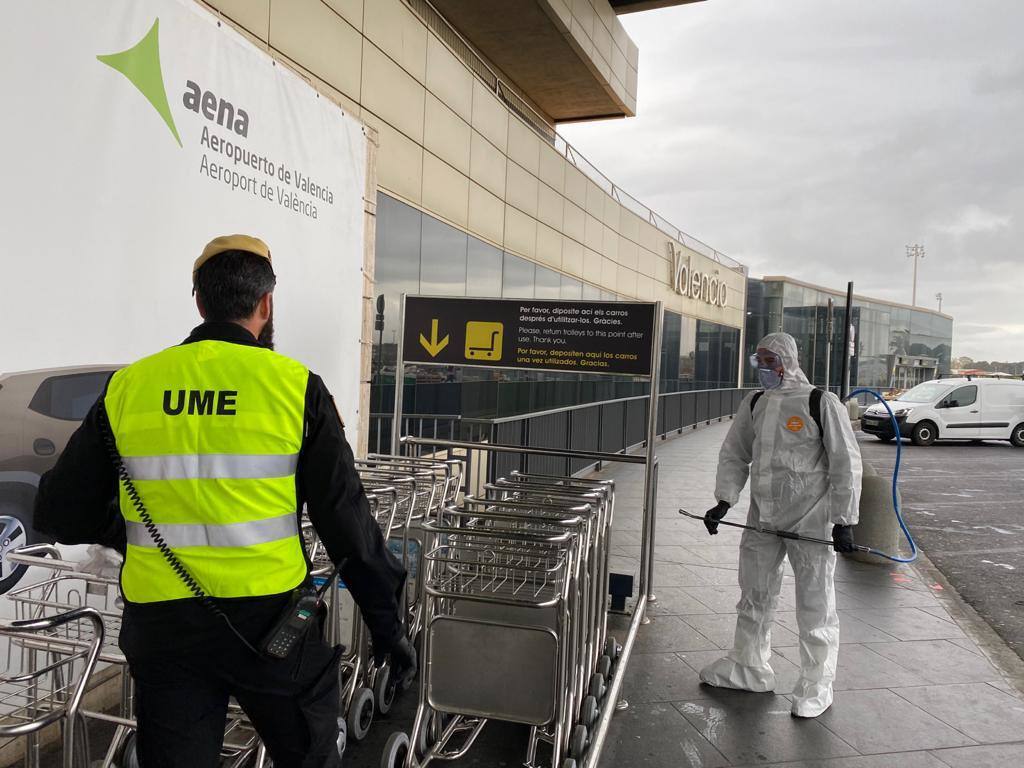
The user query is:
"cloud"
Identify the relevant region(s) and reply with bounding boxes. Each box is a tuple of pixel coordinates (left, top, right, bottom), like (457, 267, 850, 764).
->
(559, 0, 1024, 361)
(931, 205, 1011, 237)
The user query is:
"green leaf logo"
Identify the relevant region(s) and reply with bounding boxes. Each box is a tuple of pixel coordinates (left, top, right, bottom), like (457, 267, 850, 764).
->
(97, 18, 182, 147)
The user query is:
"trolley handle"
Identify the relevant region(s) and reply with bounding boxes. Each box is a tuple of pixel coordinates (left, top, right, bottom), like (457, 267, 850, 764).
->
(422, 519, 577, 544)
(6, 543, 80, 573)
(2, 607, 106, 735)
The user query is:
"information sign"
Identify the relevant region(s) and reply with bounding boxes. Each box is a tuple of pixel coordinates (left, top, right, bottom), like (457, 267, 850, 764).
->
(401, 296, 656, 376)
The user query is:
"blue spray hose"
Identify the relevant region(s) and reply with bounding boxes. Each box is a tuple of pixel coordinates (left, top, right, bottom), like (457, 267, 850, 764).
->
(845, 388, 918, 563)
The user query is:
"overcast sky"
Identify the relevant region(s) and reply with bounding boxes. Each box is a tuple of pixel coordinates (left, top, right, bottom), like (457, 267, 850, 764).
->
(560, 0, 1023, 361)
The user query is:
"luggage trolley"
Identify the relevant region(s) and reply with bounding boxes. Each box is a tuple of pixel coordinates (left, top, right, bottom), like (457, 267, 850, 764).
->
(303, 487, 400, 750)
(500, 475, 619, 669)
(382, 494, 596, 768)
(4, 546, 286, 768)
(0, 606, 105, 768)
(483, 478, 621, 718)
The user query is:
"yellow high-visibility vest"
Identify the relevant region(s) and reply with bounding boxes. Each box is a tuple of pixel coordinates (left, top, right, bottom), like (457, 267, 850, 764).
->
(104, 339, 309, 603)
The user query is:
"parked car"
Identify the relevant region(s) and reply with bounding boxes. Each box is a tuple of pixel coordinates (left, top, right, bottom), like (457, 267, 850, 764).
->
(861, 377, 1024, 447)
(0, 365, 120, 592)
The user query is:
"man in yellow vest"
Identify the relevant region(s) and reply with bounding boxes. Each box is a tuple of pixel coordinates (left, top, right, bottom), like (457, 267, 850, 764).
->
(34, 235, 413, 767)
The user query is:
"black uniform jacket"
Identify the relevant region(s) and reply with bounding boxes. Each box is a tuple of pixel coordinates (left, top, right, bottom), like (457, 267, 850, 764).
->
(33, 321, 406, 658)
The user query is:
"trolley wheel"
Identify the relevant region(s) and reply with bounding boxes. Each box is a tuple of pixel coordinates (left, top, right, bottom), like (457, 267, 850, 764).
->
(336, 716, 347, 757)
(375, 663, 398, 715)
(604, 636, 620, 662)
(116, 731, 139, 768)
(418, 709, 449, 755)
(588, 672, 606, 701)
(580, 695, 599, 729)
(569, 724, 589, 760)
(348, 687, 375, 742)
(597, 654, 612, 680)
(381, 731, 410, 768)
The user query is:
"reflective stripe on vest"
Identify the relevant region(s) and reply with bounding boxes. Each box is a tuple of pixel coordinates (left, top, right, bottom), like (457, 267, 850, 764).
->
(105, 339, 310, 603)
(123, 453, 299, 481)
(125, 513, 299, 549)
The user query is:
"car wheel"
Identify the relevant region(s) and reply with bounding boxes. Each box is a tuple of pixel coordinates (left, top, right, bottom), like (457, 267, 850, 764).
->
(911, 421, 937, 447)
(0, 485, 50, 594)
(1011, 423, 1024, 448)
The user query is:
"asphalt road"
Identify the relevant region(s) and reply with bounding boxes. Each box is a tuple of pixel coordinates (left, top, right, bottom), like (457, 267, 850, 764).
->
(859, 432, 1024, 662)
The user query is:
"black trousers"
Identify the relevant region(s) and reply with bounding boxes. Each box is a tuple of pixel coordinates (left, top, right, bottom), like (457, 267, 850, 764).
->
(125, 622, 343, 768)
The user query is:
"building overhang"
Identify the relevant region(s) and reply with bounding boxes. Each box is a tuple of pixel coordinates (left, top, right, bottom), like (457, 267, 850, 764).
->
(610, 0, 706, 13)
(429, 0, 639, 121)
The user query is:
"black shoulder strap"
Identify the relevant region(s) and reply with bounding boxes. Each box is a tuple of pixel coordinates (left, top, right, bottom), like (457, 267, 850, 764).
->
(810, 387, 824, 437)
(750, 390, 764, 414)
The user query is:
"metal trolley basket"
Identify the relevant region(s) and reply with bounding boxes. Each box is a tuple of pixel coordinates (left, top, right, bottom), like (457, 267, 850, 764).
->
(303, 454, 464, 749)
(3, 545, 280, 768)
(0, 606, 105, 768)
(382, 470, 620, 768)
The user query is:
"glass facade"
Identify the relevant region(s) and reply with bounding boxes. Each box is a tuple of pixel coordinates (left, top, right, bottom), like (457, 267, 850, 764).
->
(372, 193, 743, 419)
(744, 278, 953, 391)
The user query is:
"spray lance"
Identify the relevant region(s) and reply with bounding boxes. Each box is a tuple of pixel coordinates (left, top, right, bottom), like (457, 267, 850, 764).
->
(680, 388, 918, 563)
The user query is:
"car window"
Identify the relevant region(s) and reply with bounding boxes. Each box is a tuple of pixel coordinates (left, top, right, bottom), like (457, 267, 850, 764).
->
(28, 372, 111, 421)
(900, 381, 952, 403)
(947, 385, 977, 408)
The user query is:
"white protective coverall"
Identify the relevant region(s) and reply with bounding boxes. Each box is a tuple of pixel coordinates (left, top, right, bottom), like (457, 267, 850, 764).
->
(699, 332, 862, 717)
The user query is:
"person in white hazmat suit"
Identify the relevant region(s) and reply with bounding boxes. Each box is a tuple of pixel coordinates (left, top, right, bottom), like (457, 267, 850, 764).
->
(699, 332, 862, 717)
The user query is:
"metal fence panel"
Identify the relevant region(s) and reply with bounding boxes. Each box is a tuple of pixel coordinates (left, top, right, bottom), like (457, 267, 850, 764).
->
(600, 401, 626, 455)
(493, 421, 525, 480)
(625, 398, 646, 448)
(696, 390, 710, 423)
(665, 393, 682, 433)
(569, 405, 601, 474)
(526, 411, 571, 476)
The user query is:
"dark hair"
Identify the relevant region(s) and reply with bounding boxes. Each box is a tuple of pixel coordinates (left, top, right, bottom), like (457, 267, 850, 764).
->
(194, 250, 276, 322)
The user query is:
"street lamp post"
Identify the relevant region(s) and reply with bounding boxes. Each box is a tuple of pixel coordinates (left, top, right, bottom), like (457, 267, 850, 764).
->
(935, 292, 943, 312)
(906, 244, 925, 306)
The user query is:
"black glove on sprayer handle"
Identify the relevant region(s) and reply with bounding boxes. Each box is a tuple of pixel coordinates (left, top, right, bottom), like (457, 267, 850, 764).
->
(832, 524, 856, 553)
(704, 501, 730, 535)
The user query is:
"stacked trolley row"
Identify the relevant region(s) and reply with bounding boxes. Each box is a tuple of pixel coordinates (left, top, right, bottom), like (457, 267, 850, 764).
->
(381, 471, 619, 768)
(305, 454, 463, 751)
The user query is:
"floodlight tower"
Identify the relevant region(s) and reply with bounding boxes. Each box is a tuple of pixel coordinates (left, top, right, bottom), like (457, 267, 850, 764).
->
(906, 244, 925, 306)
(935, 292, 943, 312)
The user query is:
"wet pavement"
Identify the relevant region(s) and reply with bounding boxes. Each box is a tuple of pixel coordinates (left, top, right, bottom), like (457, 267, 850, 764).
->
(858, 436, 1024, 663)
(344, 419, 1024, 767)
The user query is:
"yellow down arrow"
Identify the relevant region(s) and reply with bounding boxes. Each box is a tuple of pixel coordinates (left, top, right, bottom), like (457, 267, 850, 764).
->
(419, 318, 450, 357)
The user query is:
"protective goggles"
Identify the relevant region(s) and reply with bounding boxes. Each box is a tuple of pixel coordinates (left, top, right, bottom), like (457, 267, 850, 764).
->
(749, 352, 782, 369)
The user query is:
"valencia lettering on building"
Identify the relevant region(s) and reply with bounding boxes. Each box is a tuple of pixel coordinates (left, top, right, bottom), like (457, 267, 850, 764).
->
(668, 243, 729, 308)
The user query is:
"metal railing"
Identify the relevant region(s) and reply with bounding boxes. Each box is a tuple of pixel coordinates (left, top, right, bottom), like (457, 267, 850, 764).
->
(401, 0, 745, 274)
(370, 386, 751, 488)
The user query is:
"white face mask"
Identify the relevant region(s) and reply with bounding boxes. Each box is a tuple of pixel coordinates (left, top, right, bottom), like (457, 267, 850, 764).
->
(758, 367, 783, 390)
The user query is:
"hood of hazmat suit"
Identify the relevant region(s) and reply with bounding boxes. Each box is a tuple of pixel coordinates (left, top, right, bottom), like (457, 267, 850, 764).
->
(699, 332, 863, 718)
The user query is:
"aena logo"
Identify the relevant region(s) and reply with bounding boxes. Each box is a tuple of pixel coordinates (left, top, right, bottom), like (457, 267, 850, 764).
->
(98, 18, 250, 145)
(182, 81, 249, 137)
(97, 19, 182, 147)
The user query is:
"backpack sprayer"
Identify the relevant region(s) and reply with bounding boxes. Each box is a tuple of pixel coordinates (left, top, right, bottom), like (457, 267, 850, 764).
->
(680, 388, 918, 563)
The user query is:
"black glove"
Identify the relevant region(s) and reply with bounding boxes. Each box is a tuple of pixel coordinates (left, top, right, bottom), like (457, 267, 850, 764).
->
(832, 524, 856, 554)
(390, 636, 418, 690)
(704, 501, 730, 535)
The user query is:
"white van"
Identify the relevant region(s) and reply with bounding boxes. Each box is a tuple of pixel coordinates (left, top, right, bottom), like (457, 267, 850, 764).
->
(861, 377, 1024, 447)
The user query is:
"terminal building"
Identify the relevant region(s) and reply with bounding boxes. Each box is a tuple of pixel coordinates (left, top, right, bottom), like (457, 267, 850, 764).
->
(198, 0, 749, 430)
(744, 276, 954, 392)
(198, 0, 952, 424)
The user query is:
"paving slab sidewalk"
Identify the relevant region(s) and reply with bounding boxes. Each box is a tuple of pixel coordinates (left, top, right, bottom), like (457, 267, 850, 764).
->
(600, 419, 1024, 768)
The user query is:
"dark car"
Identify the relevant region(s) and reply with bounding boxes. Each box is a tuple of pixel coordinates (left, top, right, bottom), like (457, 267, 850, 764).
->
(0, 365, 120, 592)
